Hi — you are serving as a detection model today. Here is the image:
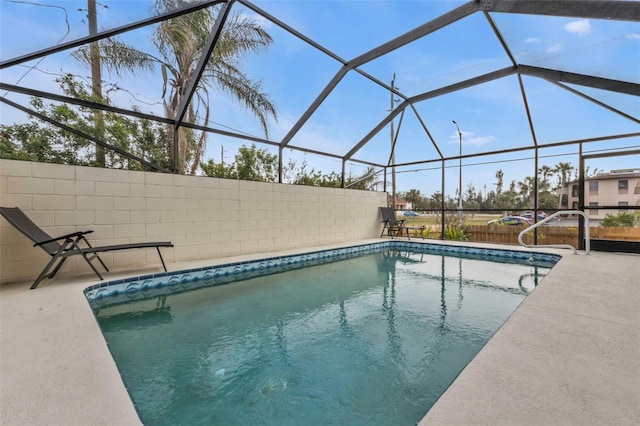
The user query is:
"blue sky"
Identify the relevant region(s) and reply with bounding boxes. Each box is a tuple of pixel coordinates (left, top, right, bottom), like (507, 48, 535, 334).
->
(1, 0, 638, 198)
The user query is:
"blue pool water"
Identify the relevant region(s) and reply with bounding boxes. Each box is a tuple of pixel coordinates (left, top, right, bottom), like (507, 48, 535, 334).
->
(88, 243, 558, 426)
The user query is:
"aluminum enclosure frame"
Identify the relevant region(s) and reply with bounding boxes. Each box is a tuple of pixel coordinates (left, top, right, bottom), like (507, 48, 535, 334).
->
(1, 0, 638, 183)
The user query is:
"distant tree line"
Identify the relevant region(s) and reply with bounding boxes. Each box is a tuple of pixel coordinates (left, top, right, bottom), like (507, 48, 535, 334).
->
(398, 162, 589, 213)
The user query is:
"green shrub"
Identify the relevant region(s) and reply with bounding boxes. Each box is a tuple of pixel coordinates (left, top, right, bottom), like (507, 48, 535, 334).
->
(601, 212, 639, 227)
(444, 224, 468, 241)
(411, 227, 432, 239)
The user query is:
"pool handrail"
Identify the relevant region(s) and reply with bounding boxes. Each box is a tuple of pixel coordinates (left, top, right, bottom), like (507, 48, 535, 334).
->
(518, 210, 590, 255)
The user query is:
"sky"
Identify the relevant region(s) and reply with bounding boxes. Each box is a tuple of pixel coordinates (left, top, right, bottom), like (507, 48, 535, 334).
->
(1, 0, 639, 198)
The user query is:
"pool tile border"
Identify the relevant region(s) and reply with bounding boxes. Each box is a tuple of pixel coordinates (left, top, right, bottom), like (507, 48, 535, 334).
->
(85, 241, 561, 307)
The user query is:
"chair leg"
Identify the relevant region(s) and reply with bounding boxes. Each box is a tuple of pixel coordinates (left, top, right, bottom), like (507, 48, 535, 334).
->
(382, 224, 394, 239)
(31, 253, 66, 289)
(89, 253, 109, 272)
(79, 236, 109, 272)
(157, 247, 167, 272)
(47, 257, 68, 279)
(77, 251, 104, 281)
(67, 239, 104, 281)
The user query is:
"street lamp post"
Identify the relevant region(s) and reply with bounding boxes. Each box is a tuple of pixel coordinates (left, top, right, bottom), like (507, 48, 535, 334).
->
(452, 120, 462, 226)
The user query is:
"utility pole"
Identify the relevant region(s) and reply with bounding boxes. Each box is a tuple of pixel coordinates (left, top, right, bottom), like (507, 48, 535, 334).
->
(88, 0, 105, 167)
(221, 145, 224, 166)
(452, 120, 463, 226)
(390, 74, 397, 211)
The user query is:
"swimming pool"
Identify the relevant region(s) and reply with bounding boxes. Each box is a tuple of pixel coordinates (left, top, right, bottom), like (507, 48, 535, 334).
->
(87, 242, 559, 425)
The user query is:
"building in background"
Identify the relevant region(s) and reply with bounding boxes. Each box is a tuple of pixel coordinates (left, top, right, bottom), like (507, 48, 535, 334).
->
(559, 169, 640, 217)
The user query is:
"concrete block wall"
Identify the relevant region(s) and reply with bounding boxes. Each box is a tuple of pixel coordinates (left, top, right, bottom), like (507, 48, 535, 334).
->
(0, 159, 387, 285)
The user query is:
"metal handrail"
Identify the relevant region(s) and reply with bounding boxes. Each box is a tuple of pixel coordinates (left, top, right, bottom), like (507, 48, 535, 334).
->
(518, 210, 590, 255)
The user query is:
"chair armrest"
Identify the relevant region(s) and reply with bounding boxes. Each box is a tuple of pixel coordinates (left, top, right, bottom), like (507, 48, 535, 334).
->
(34, 230, 94, 247)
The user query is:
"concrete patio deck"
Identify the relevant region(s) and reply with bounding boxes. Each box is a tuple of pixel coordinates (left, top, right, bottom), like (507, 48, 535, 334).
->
(1, 239, 638, 425)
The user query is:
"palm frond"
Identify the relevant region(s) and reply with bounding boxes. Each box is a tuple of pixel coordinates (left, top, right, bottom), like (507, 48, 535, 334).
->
(212, 67, 277, 138)
(73, 38, 158, 77)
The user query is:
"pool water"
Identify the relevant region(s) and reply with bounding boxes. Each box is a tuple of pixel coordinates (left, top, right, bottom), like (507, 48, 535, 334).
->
(93, 247, 555, 425)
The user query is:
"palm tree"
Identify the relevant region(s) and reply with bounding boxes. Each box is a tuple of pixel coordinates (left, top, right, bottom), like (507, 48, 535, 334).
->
(554, 162, 574, 209)
(517, 176, 535, 207)
(74, 0, 277, 174)
(494, 169, 504, 195)
(403, 188, 424, 209)
(538, 165, 553, 185)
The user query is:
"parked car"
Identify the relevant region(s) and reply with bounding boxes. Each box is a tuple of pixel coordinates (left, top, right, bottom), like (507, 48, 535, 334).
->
(403, 211, 419, 216)
(520, 211, 547, 221)
(488, 216, 532, 226)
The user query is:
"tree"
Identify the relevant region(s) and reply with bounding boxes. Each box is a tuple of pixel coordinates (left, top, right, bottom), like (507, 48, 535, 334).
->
(538, 165, 553, 184)
(74, 0, 277, 174)
(283, 159, 379, 190)
(426, 191, 443, 210)
(494, 169, 504, 195)
(201, 144, 278, 181)
(517, 176, 535, 207)
(538, 191, 559, 210)
(403, 189, 424, 209)
(285, 159, 323, 186)
(1, 75, 170, 171)
(554, 162, 574, 209)
(87, 0, 106, 167)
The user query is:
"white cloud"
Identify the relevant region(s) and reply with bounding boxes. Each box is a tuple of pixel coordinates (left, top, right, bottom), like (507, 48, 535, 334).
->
(450, 131, 495, 147)
(466, 134, 496, 147)
(564, 19, 591, 37)
(626, 33, 640, 40)
(546, 44, 564, 54)
(524, 37, 541, 44)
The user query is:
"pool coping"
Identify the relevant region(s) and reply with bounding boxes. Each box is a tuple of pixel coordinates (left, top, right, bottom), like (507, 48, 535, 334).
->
(85, 240, 560, 306)
(1, 238, 638, 425)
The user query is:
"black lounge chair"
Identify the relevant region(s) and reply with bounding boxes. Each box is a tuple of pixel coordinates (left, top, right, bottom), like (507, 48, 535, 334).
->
(0, 207, 173, 289)
(379, 207, 425, 240)
(380, 207, 410, 239)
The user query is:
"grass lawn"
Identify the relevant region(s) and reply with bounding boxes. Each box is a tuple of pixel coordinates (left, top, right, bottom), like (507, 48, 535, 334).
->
(399, 213, 501, 226)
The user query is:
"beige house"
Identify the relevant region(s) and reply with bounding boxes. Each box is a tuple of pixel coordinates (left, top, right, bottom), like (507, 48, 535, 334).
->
(559, 169, 640, 217)
(388, 196, 413, 211)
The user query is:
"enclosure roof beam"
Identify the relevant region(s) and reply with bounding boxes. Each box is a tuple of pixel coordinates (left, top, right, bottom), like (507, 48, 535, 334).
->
(486, 0, 640, 22)
(175, 1, 233, 125)
(0, 97, 171, 173)
(342, 67, 515, 163)
(0, 0, 225, 69)
(0, 82, 174, 124)
(518, 65, 640, 96)
(0, 82, 285, 149)
(347, 1, 479, 69)
(238, 0, 409, 100)
(551, 81, 640, 125)
(410, 67, 516, 104)
(278, 66, 349, 149)
(409, 103, 444, 159)
(237, 0, 347, 65)
(392, 132, 640, 169)
(275, 0, 477, 150)
(343, 101, 409, 161)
